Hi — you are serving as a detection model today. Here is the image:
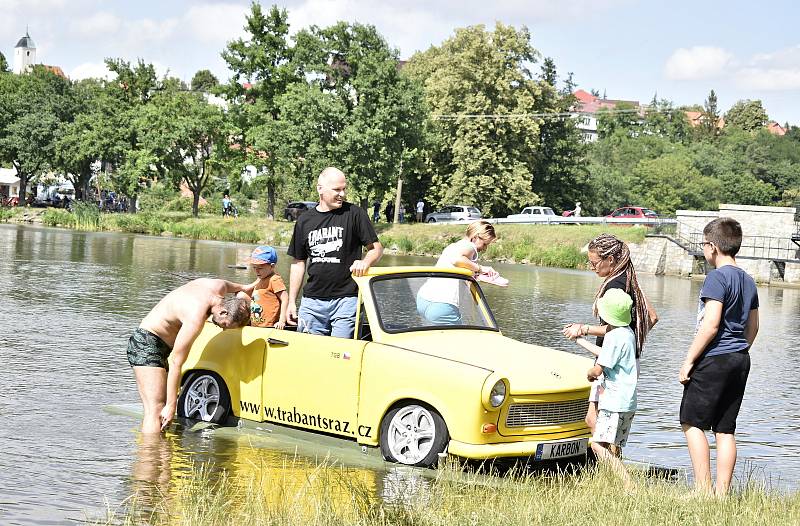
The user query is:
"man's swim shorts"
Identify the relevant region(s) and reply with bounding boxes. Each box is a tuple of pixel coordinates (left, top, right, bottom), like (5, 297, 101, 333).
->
(127, 328, 172, 368)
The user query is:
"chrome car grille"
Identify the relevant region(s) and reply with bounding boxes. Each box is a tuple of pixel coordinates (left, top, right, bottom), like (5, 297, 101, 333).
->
(505, 399, 589, 427)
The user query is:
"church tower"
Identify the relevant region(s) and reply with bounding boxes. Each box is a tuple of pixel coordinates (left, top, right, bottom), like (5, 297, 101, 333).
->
(13, 30, 36, 74)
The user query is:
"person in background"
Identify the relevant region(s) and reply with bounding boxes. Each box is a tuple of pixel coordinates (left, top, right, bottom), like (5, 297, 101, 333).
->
(373, 200, 380, 223)
(398, 202, 406, 223)
(385, 201, 395, 224)
(416, 199, 425, 223)
(679, 217, 759, 496)
(222, 194, 232, 217)
(562, 233, 657, 435)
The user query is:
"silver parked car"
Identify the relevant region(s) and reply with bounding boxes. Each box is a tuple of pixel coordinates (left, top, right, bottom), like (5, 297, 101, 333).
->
(425, 204, 482, 223)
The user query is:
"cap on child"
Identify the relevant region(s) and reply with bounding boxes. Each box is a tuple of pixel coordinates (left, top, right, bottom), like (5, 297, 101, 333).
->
(247, 245, 278, 265)
(596, 288, 632, 327)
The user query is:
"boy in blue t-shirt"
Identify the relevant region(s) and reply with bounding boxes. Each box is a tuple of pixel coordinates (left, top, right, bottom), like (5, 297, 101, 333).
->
(679, 217, 759, 496)
(574, 288, 638, 488)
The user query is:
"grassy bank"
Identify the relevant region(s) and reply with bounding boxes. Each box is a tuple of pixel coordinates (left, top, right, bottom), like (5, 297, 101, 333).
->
(92, 461, 799, 526)
(28, 207, 647, 269)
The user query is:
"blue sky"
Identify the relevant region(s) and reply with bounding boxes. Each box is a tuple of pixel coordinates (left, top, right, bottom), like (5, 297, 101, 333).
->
(2, 0, 799, 125)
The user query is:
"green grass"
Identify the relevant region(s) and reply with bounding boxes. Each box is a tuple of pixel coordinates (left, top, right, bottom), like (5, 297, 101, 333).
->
(90, 460, 800, 526)
(30, 207, 649, 270)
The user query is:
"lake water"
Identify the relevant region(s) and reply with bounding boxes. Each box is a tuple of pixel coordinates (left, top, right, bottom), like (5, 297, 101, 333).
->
(1, 224, 798, 524)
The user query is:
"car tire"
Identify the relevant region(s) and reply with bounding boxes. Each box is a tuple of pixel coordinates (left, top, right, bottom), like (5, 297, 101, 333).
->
(177, 371, 231, 424)
(379, 402, 449, 467)
(427, 218, 436, 223)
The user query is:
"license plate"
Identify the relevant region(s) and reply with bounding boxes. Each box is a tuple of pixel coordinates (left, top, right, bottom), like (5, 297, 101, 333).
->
(534, 439, 587, 461)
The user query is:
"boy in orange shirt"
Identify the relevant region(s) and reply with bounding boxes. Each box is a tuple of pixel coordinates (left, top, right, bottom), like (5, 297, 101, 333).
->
(243, 246, 289, 329)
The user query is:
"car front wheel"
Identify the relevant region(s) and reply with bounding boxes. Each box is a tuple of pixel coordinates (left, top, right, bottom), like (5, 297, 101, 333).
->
(379, 403, 448, 467)
(177, 372, 231, 424)
(427, 218, 436, 223)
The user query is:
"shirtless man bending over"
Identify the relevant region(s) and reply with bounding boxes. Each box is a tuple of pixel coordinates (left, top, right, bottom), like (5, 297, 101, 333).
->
(127, 278, 253, 433)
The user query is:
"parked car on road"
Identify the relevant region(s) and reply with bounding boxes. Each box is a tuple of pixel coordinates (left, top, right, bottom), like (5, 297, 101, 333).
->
(284, 201, 317, 221)
(178, 266, 592, 468)
(506, 206, 556, 221)
(425, 204, 482, 223)
(606, 206, 658, 219)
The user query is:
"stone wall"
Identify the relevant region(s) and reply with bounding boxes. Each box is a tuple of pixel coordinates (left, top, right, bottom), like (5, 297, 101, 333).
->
(638, 203, 800, 284)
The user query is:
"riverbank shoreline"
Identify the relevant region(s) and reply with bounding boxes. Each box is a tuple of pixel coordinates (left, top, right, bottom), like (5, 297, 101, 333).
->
(2, 206, 646, 271)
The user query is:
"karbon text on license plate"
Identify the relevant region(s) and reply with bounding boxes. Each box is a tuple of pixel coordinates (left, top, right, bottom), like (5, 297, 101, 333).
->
(534, 439, 587, 461)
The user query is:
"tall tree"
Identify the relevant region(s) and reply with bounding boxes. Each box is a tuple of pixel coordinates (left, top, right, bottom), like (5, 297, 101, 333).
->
(0, 52, 9, 73)
(136, 91, 229, 216)
(0, 67, 73, 203)
(725, 99, 769, 132)
(220, 3, 299, 217)
(532, 58, 587, 212)
(404, 23, 542, 217)
(697, 89, 721, 141)
(191, 69, 219, 92)
(293, 21, 428, 206)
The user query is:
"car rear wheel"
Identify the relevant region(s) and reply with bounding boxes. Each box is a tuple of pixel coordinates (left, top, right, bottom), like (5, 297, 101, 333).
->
(379, 403, 448, 467)
(177, 372, 231, 424)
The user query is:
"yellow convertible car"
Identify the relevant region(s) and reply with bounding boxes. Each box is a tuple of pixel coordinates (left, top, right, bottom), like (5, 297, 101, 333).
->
(178, 267, 592, 467)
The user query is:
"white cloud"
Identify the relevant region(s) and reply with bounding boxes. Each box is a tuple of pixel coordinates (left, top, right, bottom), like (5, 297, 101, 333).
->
(735, 45, 800, 90)
(70, 61, 115, 80)
(123, 18, 179, 43)
(664, 46, 734, 81)
(70, 12, 121, 37)
(184, 3, 250, 44)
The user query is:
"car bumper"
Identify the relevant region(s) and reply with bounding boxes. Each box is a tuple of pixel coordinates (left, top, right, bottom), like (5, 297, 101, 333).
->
(448, 436, 589, 460)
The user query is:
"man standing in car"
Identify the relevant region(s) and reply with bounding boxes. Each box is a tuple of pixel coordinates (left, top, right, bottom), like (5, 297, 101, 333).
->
(287, 167, 384, 338)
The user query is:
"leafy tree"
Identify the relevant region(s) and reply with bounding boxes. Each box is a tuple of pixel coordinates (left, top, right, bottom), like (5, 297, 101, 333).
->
(220, 3, 301, 217)
(0, 67, 73, 202)
(136, 91, 230, 216)
(596, 102, 640, 139)
(725, 99, 768, 132)
(532, 57, 588, 212)
(0, 52, 9, 73)
(696, 89, 721, 141)
(631, 152, 721, 214)
(191, 69, 219, 92)
(293, 21, 428, 208)
(643, 99, 691, 143)
(404, 23, 542, 216)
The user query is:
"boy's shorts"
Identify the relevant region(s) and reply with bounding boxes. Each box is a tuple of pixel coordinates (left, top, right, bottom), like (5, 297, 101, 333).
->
(680, 350, 750, 434)
(593, 409, 635, 447)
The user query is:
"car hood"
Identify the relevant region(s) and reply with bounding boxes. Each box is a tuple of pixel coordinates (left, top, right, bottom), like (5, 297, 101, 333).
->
(379, 330, 591, 394)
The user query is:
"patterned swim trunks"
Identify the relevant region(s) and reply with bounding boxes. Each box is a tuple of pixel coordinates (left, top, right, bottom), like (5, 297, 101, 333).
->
(127, 328, 172, 368)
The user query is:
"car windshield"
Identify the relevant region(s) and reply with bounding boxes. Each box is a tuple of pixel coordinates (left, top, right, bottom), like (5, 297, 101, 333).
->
(643, 209, 657, 216)
(370, 274, 498, 333)
(544, 208, 555, 215)
(468, 207, 480, 214)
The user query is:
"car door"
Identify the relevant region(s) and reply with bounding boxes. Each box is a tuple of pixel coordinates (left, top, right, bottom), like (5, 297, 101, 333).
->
(261, 330, 368, 437)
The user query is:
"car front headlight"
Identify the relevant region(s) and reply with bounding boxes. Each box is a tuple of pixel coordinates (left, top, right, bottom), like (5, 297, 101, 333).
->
(481, 375, 508, 411)
(489, 379, 506, 408)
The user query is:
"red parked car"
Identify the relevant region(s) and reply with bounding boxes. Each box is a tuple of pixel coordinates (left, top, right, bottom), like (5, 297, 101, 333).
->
(606, 206, 658, 219)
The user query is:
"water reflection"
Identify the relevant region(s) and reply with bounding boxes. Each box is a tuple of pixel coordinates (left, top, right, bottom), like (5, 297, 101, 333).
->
(1, 225, 798, 525)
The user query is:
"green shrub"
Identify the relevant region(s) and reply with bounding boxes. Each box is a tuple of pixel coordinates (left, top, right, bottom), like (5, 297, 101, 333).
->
(72, 201, 101, 230)
(42, 208, 74, 227)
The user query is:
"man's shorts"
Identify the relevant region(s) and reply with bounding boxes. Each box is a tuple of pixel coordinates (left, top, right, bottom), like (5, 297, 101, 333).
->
(680, 351, 750, 434)
(127, 328, 172, 368)
(298, 296, 358, 338)
(593, 409, 635, 447)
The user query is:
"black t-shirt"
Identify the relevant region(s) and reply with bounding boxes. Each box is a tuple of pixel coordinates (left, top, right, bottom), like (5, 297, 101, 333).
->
(595, 273, 638, 347)
(287, 202, 379, 299)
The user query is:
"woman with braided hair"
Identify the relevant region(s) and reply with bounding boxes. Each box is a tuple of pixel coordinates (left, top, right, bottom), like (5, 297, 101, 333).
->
(563, 233, 658, 433)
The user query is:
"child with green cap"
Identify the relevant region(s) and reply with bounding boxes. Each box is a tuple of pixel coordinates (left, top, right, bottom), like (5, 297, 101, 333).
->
(573, 287, 638, 487)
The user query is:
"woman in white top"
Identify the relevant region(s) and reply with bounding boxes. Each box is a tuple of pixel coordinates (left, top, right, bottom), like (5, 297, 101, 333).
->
(416, 221, 497, 325)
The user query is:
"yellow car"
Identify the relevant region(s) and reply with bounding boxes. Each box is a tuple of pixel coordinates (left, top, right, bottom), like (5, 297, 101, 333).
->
(178, 266, 592, 467)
